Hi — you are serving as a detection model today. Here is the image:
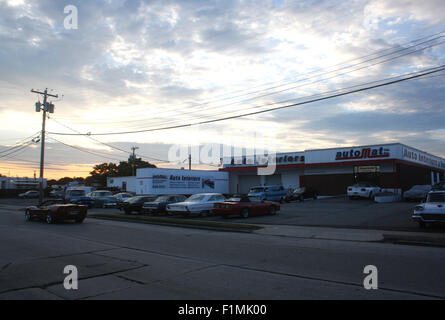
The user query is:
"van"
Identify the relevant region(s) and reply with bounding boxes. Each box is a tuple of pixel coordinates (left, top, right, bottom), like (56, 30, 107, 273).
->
(65, 187, 95, 202)
(247, 185, 287, 202)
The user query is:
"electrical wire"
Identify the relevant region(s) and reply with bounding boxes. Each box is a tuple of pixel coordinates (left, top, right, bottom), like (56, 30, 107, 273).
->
(53, 30, 445, 127)
(47, 64, 445, 136)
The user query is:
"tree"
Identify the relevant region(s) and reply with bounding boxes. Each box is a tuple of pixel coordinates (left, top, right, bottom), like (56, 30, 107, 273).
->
(85, 158, 156, 187)
(118, 157, 156, 177)
(87, 163, 119, 187)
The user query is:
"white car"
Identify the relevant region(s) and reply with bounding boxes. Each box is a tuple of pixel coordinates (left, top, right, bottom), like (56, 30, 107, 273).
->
(412, 190, 445, 228)
(347, 183, 381, 200)
(166, 193, 226, 217)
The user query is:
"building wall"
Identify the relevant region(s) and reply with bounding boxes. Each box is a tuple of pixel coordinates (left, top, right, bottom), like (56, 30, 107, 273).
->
(397, 163, 434, 191)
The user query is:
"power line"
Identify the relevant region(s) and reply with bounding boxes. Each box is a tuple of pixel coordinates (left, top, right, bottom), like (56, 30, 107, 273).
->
(52, 30, 445, 127)
(118, 37, 445, 131)
(47, 116, 170, 163)
(46, 136, 125, 162)
(47, 64, 445, 136)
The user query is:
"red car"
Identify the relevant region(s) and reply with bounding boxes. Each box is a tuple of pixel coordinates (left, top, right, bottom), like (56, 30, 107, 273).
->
(25, 200, 88, 224)
(213, 195, 280, 218)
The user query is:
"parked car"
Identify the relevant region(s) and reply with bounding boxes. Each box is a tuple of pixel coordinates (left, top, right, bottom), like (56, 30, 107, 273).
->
(25, 200, 87, 224)
(412, 191, 445, 228)
(247, 185, 287, 202)
(18, 190, 40, 198)
(65, 189, 89, 204)
(284, 187, 318, 202)
(121, 195, 158, 215)
(141, 195, 187, 215)
(70, 196, 95, 208)
(347, 183, 381, 200)
(64, 187, 95, 202)
(113, 192, 134, 204)
(213, 195, 280, 218)
(403, 185, 432, 202)
(49, 189, 65, 198)
(166, 193, 226, 217)
(88, 190, 118, 208)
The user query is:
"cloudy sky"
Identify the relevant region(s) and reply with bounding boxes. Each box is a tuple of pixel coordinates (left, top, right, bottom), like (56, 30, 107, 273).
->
(0, 0, 445, 179)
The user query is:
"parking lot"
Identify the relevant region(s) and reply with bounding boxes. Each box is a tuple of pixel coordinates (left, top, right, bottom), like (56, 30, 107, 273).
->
(2, 196, 442, 232)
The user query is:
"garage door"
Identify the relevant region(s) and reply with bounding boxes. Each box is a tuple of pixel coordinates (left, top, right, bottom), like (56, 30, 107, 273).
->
(238, 175, 261, 194)
(266, 174, 282, 186)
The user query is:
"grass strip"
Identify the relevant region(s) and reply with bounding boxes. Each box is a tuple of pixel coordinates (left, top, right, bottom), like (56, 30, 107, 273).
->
(88, 213, 263, 232)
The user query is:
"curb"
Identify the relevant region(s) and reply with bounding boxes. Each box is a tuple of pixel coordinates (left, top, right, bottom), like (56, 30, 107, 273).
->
(88, 214, 262, 233)
(383, 233, 445, 247)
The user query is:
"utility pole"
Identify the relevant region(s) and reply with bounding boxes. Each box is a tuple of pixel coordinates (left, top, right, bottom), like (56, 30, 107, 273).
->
(31, 88, 58, 205)
(131, 146, 139, 176)
(188, 153, 191, 170)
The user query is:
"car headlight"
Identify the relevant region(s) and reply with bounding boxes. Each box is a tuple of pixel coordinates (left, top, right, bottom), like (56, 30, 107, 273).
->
(414, 205, 424, 212)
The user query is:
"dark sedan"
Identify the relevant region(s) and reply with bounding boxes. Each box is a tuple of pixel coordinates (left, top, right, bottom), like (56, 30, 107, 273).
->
(141, 195, 187, 215)
(121, 196, 158, 215)
(70, 196, 95, 208)
(284, 187, 318, 202)
(25, 200, 87, 224)
(18, 190, 40, 198)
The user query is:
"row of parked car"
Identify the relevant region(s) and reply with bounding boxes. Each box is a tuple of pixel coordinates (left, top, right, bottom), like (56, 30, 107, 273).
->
(346, 182, 441, 202)
(24, 192, 282, 224)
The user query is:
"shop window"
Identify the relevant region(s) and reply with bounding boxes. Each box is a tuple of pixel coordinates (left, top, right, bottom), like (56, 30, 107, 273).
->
(354, 166, 380, 185)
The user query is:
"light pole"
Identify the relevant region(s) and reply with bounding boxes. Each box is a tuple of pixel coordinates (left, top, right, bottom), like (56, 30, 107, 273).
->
(31, 88, 58, 205)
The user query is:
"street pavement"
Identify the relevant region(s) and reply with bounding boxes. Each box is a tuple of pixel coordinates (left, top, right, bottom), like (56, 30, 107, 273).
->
(1, 205, 445, 300)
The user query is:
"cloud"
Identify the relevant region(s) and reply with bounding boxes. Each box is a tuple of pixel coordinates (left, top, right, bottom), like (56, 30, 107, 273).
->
(1, 0, 445, 177)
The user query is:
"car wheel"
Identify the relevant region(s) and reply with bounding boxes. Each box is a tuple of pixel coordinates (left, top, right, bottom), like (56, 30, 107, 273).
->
(241, 208, 249, 219)
(418, 221, 426, 229)
(268, 206, 277, 215)
(124, 209, 131, 215)
(369, 192, 375, 201)
(299, 195, 304, 202)
(25, 210, 32, 221)
(45, 214, 54, 224)
(313, 194, 318, 200)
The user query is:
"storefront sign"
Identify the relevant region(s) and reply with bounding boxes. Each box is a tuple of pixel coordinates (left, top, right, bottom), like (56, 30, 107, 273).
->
(152, 174, 206, 189)
(335, 147, 390, 161)
(403, 147, 445, 170)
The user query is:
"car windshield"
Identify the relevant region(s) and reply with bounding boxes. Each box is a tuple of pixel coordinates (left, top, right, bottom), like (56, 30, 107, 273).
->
(128, 197, 145, 203)
(120, 194, 132, 198)
(155, 196, 169, 202)
(410, 185, 430, 191)
(426, 193, 445, 203)
(249, 196, 262, 202)
(293, 187, 305, 193)
(187, 194, 205, 202)
(70, 190, 85, 196)
(353, 183, 372, 187)
(249, 187, 265, 193)
(96, 191, 112, 197)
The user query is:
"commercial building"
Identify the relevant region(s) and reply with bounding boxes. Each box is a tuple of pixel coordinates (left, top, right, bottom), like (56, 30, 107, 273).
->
(0, 176, 47, 190)
(219, 143, 445, 195)
(108, 168, 229, 195)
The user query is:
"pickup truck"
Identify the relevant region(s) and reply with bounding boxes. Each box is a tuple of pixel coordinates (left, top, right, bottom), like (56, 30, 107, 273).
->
(347, 183, 381, 200)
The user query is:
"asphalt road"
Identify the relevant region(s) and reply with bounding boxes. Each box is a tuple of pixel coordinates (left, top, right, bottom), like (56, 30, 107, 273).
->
(1, 205, 445, 300)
